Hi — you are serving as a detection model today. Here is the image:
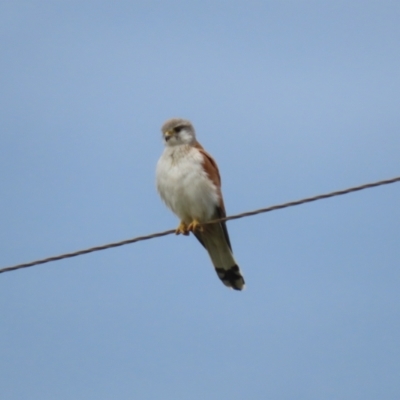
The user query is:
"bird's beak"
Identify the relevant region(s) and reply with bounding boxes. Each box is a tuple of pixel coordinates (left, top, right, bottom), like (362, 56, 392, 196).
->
(164, 130, 173, 141)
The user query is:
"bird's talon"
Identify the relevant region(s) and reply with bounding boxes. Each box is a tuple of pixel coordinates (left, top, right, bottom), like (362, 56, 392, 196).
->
(175, 222, 189, 235)
(187, 220, 203, 233)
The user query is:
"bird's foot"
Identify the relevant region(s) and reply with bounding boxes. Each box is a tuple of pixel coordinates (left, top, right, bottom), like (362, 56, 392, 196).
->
(187, 219, 203, 233)
(175, 221, 189, 236)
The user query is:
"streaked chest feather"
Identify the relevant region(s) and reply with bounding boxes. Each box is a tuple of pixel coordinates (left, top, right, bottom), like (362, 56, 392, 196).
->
(156, 146, 219, 222)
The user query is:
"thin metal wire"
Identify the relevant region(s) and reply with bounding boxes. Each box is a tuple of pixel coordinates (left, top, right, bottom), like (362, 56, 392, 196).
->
(1, 175, 399, 275)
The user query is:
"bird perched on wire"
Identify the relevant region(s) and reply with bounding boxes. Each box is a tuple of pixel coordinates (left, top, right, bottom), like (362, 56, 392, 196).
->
(156, 118, 245, 290)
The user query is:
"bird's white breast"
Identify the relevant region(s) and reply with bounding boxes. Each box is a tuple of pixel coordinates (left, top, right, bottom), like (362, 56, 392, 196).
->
(156, 145, 219, 223)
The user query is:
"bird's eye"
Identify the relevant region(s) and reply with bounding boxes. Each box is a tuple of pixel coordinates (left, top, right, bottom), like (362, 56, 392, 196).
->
(174, 126, 183, 133)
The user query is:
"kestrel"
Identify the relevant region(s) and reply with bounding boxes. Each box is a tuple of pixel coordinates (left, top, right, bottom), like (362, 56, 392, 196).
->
(156, 118, 245, 290)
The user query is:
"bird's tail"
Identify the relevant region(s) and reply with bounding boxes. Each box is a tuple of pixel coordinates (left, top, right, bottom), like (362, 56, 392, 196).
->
(214, 263, 245, 291)
(196, 223, 245, 290)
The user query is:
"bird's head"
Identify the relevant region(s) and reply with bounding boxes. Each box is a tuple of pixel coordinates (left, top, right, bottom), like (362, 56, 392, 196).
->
(161, 118, 196, 146)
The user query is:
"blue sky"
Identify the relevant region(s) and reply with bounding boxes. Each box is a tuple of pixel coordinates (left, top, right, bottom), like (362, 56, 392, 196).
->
(1, 1, 399, 399)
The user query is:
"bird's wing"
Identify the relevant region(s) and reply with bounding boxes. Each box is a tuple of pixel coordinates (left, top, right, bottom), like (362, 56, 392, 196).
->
(192, 141, 244, 290)
(192, 141, 231, 250)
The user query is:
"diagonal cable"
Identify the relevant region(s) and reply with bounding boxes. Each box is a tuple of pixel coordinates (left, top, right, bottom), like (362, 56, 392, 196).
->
(1, 175, 399, 275)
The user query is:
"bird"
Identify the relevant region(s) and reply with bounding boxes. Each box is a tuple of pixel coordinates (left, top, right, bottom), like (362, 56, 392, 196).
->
(156, 118, 245, 290)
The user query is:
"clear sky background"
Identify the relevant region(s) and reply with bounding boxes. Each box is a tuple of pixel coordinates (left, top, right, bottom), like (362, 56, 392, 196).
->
(1, 1, 399, 399)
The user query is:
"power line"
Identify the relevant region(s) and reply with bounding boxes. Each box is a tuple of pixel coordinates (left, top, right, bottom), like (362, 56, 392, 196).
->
(1, 175, 399, 275)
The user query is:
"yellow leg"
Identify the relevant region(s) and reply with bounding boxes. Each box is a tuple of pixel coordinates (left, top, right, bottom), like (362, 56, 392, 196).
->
(187, 219, 204, 233)
(175, 221, 189, 236)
